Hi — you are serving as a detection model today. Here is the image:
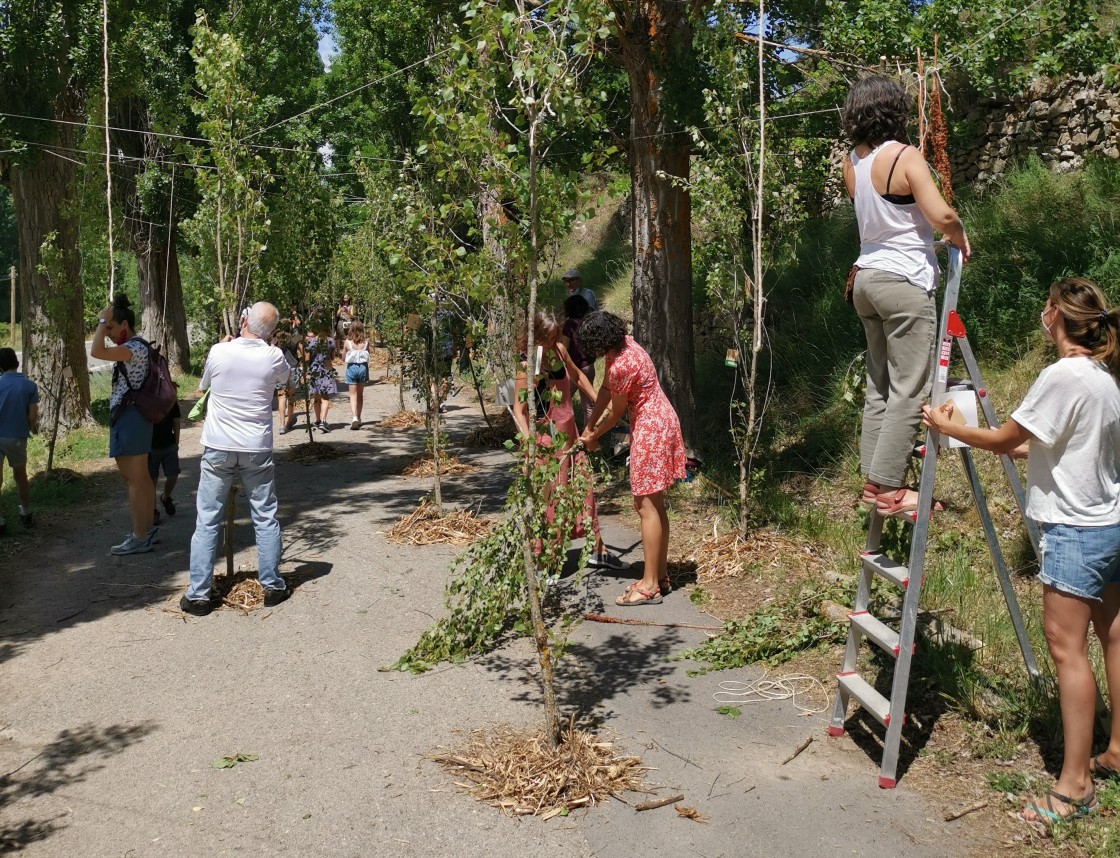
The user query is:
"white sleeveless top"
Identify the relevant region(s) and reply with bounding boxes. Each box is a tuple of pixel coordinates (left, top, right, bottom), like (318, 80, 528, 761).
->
(852, 142, 938, 293)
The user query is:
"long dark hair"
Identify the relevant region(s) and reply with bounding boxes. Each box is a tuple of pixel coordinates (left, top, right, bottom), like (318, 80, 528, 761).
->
(842, 75, 911, 147)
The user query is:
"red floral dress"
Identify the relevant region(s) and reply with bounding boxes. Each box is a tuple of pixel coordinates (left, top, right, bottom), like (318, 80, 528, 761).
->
(606, 336, 687, 496)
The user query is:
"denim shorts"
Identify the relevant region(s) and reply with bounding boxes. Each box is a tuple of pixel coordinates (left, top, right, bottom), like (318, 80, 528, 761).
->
(109, 404, 154, 458)
(148, 444, 181, 480)
(1037, 522, 1120, 601)
(0, 437, 27, 467)
(345, 363, 369, 385)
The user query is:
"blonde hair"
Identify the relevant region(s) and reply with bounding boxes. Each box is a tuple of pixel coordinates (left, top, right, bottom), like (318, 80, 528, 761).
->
(348, 320, 367, 345)
(517, 311, 561, 353)
(1049, 277, 1120, 378)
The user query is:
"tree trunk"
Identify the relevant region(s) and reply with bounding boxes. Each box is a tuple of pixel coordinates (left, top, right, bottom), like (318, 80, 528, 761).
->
(8, 127, 92, 430)
(618, 2, 698, 453)
(136, 237, 191, 373)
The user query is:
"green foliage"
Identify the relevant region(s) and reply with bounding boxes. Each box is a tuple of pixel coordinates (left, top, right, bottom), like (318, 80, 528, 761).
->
(390, 435, 593, 673)
(957, 157, 1120, 354)
(677, 581, 847, 674)
(714, 705, 742, 719)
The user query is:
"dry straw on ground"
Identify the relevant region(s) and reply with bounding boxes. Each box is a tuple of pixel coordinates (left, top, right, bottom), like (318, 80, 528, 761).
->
(378, 409, 427, 430)
(384, 502, 494, 546)
(683, 531, 826, 584)
(285, 442, 353, 464)
(427, 723, 648, 818)
(400, 454, 478, 477)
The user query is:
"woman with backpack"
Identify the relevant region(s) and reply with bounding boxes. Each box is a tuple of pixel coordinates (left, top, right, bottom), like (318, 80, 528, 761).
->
(91, 294, 158, 555)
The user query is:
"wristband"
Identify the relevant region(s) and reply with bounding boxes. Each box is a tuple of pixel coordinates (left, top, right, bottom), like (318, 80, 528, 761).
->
(97, 317, 108, 325)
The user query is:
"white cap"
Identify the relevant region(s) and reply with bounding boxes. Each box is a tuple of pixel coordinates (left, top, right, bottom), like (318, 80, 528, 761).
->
(562, 268, 580, 280)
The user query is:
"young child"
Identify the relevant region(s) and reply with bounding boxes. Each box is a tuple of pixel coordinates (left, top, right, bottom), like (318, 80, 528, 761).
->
(148, 397, 182, 519)
(923, 277, 1120, 824)
(342, 320, 371, 430)
(0, 348, 39, 535)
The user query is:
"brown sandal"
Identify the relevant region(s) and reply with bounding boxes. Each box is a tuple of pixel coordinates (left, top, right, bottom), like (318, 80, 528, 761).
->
(616, 586, 663, 606)
(626, 578, 671, 596)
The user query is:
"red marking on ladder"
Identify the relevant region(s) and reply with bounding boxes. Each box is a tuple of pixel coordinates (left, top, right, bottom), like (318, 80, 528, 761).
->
(947, 310, 967, 338)
(978, 388, 987, 397)
(837, 671, 857, 678)
(878, 776, 898, 790)
(827, 725, 846, 737)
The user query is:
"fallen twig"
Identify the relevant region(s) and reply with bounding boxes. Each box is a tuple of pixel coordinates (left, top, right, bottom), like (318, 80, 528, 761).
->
(635, 793, 685, 812)
(943, 800, 987, 822)
(583, 613, 722, 632)
(781, 736, 813, 766)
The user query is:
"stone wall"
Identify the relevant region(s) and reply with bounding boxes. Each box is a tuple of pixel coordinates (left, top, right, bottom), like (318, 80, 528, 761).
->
(949, 72, 1120, 186)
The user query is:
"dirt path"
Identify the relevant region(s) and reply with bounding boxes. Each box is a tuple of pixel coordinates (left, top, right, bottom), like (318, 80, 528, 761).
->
(0, 376, 989, 857)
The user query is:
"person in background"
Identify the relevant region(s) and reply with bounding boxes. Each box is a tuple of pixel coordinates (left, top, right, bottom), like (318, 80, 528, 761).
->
(91, 294, 157, 555)
(273, 330, 299, 435)
(562, 268, 598, 312)
(923, 278, 1119, 825)
(335, 294, 355, 342)
(561, 293, 595, 427)
(302, 320, 337, 432)
(182, 302, 291, 616)
(342, 320, 371, 430)
(842, 74, 970, 517)
(148, 396, 181, 520)
(578, 311, 687, 606)
(0, 348, 38, 535)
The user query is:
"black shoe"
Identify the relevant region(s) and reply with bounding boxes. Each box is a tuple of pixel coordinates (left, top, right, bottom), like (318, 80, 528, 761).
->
(161, 496, 176, 516)
(262, 586, 290, 607)
(319, 422, 331, 434)
(179, 595, 213, 616)
(18, 511, 32, 527)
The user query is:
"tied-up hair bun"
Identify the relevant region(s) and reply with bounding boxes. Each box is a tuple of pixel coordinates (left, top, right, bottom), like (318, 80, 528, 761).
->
(1102, 309, 1111, 322)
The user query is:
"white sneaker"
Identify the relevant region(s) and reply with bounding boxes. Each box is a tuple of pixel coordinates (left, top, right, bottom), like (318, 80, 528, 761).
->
(350, 418, 360, 430)
(111, 533, 154, 555)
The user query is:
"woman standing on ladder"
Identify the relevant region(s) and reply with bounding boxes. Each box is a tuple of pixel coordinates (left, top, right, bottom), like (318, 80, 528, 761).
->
(924, 278, 1120, 824)
(842, 74, 970, 516)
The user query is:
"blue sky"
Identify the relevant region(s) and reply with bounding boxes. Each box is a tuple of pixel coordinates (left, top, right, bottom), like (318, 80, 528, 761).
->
(318, 29, 339, 70)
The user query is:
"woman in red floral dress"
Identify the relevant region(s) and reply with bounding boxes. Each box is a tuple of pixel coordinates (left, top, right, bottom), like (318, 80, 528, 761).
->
(578, 312, 687, 606)
(512, 312, 625, 569)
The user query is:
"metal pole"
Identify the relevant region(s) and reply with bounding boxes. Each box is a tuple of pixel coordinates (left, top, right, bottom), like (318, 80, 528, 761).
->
(9, 266, 14, 347)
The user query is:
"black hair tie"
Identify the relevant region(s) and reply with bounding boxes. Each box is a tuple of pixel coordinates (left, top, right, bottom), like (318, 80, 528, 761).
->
(1102, 310, 1110, 322)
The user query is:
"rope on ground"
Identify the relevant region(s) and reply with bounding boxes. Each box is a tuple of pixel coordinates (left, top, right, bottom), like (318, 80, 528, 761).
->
(712, 669, 832, 717)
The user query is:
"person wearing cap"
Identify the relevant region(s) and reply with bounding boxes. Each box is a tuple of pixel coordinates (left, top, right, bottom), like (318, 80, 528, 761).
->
(562, 269, 599, 312)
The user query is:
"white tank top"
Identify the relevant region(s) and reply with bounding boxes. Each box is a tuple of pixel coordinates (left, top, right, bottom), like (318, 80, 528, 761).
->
(852, 142, 938, 293)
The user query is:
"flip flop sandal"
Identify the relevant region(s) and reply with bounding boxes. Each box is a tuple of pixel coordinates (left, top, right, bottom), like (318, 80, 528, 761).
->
(1090, 755, 1120, 781)
(616, 586, 662, 607)
(1019, 788, 1098, 825)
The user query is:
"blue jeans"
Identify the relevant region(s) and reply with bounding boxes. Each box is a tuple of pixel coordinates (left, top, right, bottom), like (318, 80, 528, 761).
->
(187, 448, 284, 600)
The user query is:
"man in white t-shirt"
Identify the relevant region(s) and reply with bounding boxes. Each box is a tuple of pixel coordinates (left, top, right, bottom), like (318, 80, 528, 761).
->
(562, 269, 599, 312)
(182, 303, 291, 616)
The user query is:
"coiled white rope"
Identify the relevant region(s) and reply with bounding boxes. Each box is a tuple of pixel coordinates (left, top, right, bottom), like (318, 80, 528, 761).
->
(713, 669, 832, 717)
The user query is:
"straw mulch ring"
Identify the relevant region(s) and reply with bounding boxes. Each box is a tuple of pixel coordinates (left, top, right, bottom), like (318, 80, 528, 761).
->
(460, 413, 516, 449)
(427, 723, 648, 818)
(378, 409, 427, 430)
(385, 501, 494, 546)
(400, 453, 478, 478)
(208, 572, 265, 613)
(285, 442, 353, 464)
(682, 531, 830, 584)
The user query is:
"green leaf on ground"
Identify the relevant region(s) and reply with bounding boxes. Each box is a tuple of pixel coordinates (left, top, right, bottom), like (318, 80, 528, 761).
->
(211, 752, 259, 769)
(715, 705, 742, 719)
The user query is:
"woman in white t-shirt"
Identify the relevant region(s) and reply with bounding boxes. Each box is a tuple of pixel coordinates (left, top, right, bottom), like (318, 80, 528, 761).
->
(923, 277, 1120, 825)
(342, 320, 371, 430)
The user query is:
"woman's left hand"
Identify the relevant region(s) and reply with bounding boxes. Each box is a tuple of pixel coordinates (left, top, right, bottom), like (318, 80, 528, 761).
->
(579, 430, 599, 452)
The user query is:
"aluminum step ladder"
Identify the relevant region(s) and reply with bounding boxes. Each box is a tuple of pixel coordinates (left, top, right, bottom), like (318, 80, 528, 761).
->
(827, 246, 1043, 788)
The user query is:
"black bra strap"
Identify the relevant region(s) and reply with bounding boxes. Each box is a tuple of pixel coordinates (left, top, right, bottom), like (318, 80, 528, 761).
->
(885, 145, 907, 196)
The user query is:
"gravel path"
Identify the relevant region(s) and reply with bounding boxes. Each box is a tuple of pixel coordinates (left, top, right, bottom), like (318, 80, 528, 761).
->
(0, 376, 982, 856)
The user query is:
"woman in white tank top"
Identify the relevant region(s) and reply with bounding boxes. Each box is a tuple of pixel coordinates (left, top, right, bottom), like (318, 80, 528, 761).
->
(841, 75, 971, 516)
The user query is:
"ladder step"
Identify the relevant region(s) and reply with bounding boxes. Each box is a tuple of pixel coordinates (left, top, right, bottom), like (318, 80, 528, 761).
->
(861, 552, 909, 589)
(837, 672, 893, 727)
(848, 611, 902, 657)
